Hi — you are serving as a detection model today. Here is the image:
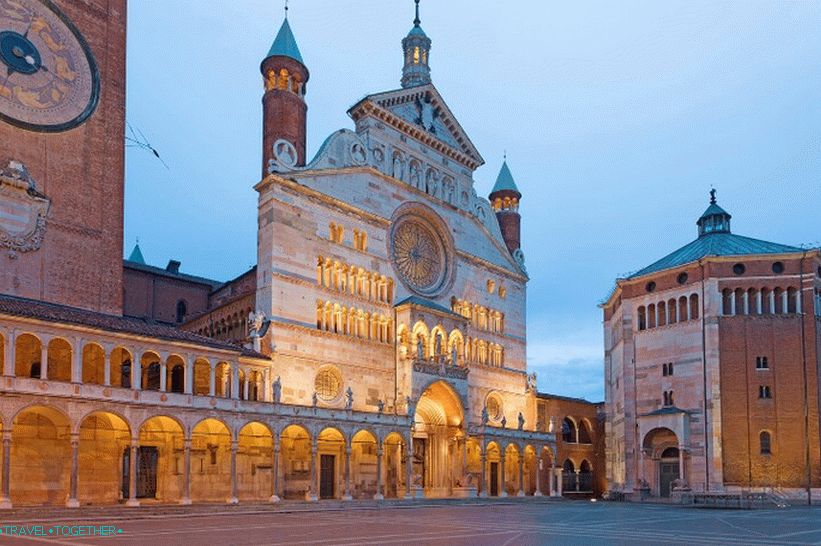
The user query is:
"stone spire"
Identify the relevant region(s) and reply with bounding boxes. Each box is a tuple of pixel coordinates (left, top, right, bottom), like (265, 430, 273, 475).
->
(697, 188, 732, 237)
(401, 0, 432, 88)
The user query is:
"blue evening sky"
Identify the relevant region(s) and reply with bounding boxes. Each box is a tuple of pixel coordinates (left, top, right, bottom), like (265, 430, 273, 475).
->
(124, 1, 821, 402)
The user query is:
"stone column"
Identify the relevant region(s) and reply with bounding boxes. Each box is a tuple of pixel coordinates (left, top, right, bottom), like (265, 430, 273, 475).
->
(575, 470, 581, 491)
(478, 447, 487, 498)
(678, 445, 686, 485)
(555, 467, 563, 496)
(159, 361, 167, 392)
(796, 291, 802, 314)
(729, 294, 736, 316)
(307, 439, 318, 502)
(181, 438, 192, 505)
(742, 292, 749, 315)
(342, 446, 352, 501)
(2, 330, 14, 377)
(209, 361, 216, 397)
(242, 372, 249, 401)
(126, 441, 139, 507)
(0, 432, 12, 509)
(534, 452, 543, 496)
(103, 348, 111, 386)
(184, 357, 193, 395)
(517, 453, 525, 496)
(404, 436, 414, 500)
(396, 442, 403, 498)
(66, 433, 80, 507)
(374, 445, 384, 500)
(499, 453, 507, 497)
(71, 340, 82, 384)
(132, 358, 142, 391)
(782, 290, 789, 314)
(756, 291, 763, 314)
(769, 291, 776, 314)
(548, 462, 555, 497)
(228, 440, 239, 504)
(40, 343, 48, 380)
(231, 365, 239, 400)
(270, 441, 281, 503)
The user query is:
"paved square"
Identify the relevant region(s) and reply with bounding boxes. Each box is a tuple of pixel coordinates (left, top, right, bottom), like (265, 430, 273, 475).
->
(1, 501, 820, 545)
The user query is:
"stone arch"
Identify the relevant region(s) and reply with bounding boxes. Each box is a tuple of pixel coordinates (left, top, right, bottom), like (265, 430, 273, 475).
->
(411, 320, 430, 359)
(78, 411, 131, 504)
(351, 429, 378, 499)
(47, 337, 72, 382)
(562, 458, 577, 493)
(192, 358, 210, 396)
(81, 343, 106, 385)
(577, 418, 593, 444)
(642, 427, 681, 497)
(523, 444, 538, 495)
(214, 361, 233, 398)
(140, 351, 162, 391)
(317, 427, 345, 500)
(429, 325, 447, 358)
(562, 416, 578, 443)
(110, 346, 132, 388)
(280, 424, 311, 500)
(237, 421, 274, 501)
(166, 354, 185, 394)
(14, 332, 42, 378)
(413, 381, 465, 497)
(503, 443, 520, 496)
(137, 415, 184, 502)
(383, 431, 406, 498)
(190, 418, 232, 502)
(11, 405, 72, 505)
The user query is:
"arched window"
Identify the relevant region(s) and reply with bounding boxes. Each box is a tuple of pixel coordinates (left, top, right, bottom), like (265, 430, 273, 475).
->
(562, 459, 577, 492)
(637, 306, 647, 331)
(29, 362, 41, 379)
(578, 420, 592, 444)
(579, 460, 593, 492)
(176, 300, 187, 324)
(760, 431, 772, 455)
(170, 365, 184, 393)
(561, 418, 577, 443)
(689, 294, 700, 320)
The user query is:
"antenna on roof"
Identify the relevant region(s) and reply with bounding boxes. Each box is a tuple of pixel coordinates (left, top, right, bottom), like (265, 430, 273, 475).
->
(125, 122, 169, 170)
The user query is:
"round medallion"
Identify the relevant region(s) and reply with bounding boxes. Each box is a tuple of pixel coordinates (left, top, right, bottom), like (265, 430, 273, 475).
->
(273, 138, 297, 167)
(0, 0, 99, 132)
(390, 216, 452, 297)
(314, 367, 343, 402)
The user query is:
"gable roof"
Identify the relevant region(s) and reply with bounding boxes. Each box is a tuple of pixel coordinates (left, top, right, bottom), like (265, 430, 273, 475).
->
(628, 232, 804, 279)
(348, 84, 484, 171)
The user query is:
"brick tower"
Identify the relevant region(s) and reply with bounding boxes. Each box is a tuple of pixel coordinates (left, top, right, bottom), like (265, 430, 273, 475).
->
(489, 160, 522, 254)
(260, 13, 309, 176)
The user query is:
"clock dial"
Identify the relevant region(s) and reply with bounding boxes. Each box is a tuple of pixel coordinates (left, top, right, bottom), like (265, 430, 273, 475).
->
(0, 0, 99, 132)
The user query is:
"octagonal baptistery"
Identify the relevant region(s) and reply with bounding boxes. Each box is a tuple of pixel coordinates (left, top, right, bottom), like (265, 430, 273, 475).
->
(251, 4, 552, 499)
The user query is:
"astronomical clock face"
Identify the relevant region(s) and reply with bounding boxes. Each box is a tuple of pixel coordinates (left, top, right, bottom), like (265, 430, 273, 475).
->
(0, 0, 99, 132)
(390, 212, 452, 297)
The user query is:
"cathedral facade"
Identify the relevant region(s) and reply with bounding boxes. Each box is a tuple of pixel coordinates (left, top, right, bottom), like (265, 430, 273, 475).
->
(0, 0, 567, 508)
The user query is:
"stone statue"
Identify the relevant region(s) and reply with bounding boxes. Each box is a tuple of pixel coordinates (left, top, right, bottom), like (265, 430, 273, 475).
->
(272, 376, 282, 404)
(526, 372, 537, 392)
(434, 334, 442, 357)
(518, 412, 525, 431)
(345, 386, 353, 410)
(501, 415, 507, 429)
(416, 337, 425, 360)
(406, 396, 416, 418)
(409, 163, 421, 188)
(451, 344, 458, 366)
(392, 154, 404, 181)
(481, 406, 489, 425)
(377, 399, 385, 415)
(548, 416, 556, 433)
(312, 392, 318, 407)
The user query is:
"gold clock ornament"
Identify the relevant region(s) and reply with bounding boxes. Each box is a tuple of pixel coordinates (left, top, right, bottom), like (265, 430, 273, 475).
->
(0, 0, 99, 132)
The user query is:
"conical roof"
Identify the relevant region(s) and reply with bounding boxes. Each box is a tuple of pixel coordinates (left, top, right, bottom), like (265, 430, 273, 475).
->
(266, 18, 303, 64)
(490, 160, 520, 195)
(127, 243, 145, 264)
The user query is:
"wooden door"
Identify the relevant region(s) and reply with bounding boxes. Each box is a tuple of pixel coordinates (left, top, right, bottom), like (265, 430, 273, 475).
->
(490, 462, 499, 497)
(320, 454, 335, 499)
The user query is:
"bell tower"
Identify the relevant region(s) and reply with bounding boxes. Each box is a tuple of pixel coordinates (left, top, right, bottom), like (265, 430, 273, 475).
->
(489, 159, 522, 254)
(401, 0, 432, 88)
(260, 11, 309, 177)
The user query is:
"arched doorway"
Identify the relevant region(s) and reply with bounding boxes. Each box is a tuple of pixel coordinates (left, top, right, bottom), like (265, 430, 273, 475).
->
(413, 381, 464, 498)
(237, 422, 273, 501)
(642, 427, 681, 497)
(11, 406, 71, 505)
(136, 416, 184, 502)
(78, 412, 131, 504)
(190, 418, 231, 502)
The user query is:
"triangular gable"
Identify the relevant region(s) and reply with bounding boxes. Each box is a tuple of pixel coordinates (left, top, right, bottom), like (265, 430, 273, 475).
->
(348, 84, 485, 171)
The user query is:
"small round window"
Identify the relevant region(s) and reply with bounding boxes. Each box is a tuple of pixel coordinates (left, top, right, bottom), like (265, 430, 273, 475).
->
(485, 393, 503, 422)
(732, 263, 746, 276)
(646, 281, 656, 293)
(772, 262, 784, 274)
(314, 367, 343, 401)
(677, 272, 689, 285)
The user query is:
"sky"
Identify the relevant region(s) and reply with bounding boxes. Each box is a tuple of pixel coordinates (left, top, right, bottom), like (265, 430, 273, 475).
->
(124, 1, 821, 402)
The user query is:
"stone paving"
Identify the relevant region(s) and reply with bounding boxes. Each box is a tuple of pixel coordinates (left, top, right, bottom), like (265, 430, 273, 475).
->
(0, 500, 819, 545)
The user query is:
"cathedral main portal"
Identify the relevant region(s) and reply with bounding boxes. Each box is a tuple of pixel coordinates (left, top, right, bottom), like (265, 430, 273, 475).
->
(412, 381, 465, 498)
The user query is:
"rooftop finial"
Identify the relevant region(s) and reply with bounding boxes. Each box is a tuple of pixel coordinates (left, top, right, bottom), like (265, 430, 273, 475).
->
(284, 0, 288, 18)
(414, 0, 420, 26)
(710, 188, 716, 205)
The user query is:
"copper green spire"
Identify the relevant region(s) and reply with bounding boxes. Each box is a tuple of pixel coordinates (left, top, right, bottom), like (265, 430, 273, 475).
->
(266, 15, 304, 64)
(401, 0, 432, 88)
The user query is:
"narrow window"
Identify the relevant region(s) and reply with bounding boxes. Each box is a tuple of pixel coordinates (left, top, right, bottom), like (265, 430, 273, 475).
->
(758, 385, 772, 399)
(756, 356, 769, 370)
(668, 362, 674, 376)
(176, 300, 187, 323)
(760, 431, 772, 455)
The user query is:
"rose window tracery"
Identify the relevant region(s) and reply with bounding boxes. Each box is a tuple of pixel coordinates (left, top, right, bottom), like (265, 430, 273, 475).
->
(389, 206, 454, 298)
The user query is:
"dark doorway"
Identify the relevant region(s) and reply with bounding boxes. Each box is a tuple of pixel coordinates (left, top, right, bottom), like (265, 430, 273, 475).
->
(122, 446, 159, 499)
(170, 365, 184, 393)
(659, 447, 680, 498)
(412, 439, 426, 488)
(319, 454, 335, 499)
(490, 462, 499, 496)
